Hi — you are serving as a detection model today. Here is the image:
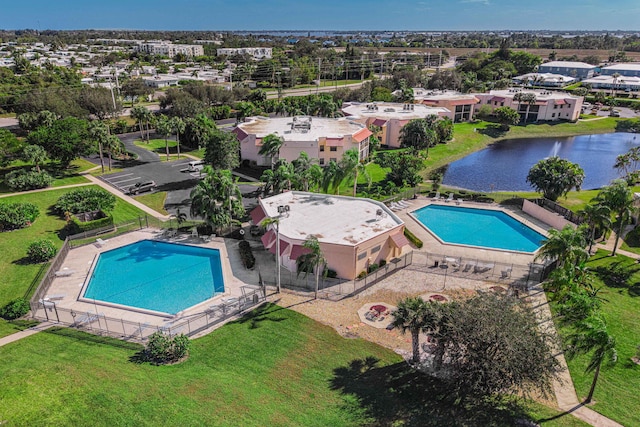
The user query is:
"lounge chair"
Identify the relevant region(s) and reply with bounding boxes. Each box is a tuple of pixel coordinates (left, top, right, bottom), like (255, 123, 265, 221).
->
(54, 269, 76, 277)
(445, 193, 454, 203)
(455, 198, 463, 205)
(44, 294, 66, 301)
(397, 200, 410, 208)
(501, 268, 512, 279)
(74, 311, 99, 326)
(431, 191, 441, 201)
(400, 199, 413, 205)
(95, 238, 107, 247)
(388, 202, 402, 211)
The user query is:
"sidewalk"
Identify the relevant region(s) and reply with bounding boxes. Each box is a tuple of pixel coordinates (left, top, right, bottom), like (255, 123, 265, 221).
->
(528, 285, 623, 427)
(0, 182, 92, 198)
(0, 322, 55, 348)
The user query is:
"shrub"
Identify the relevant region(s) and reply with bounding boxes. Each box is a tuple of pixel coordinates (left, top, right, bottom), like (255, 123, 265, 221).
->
(0, 298, 30, 320)
(67, 212, 114, 235)
(326, 269, 338, 278)
(27, 239, 57, 262)
(55, 188, 116, 215)
(0, 202, 39, 231)
(357, 271, 368, 279)
(196, 223, 214, 236)
(367, 263, 379, 273)
(404, 227, 423, 248)
(144, 332, 190, 365)
(5, 169, 52, 191)
(379, 259, 387, 268)
(238, 240, 255, 269)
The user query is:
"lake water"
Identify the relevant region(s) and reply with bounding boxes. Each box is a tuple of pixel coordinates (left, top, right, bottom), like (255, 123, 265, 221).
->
(442, 133, 640, 192)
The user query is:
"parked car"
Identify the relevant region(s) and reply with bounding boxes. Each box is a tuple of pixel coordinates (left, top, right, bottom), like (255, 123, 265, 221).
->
(610, 110, 620, 117)
(129, 181, 156, 195)
(187, 160, 204, 172)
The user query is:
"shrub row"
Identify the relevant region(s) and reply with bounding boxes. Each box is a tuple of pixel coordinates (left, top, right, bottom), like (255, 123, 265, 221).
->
(54, 188, 116, 215)
(238, 240, 255, 269)
(404, 227, 423, 248)
(5, 170, 52, 191)
(67, 213, 114, 235)
(0, 202, 39, 231)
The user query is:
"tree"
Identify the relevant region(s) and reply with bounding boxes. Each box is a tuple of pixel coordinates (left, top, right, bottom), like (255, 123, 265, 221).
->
(21, 144, 47, 173)
(87, 121, 109, 173)
(535, 225, 589, 269)
(258, 133, 284, 170)
(391, 297, 433, 363)
(155, 115, 174, 161)
(435, 117, 454, 144)
(170, 116, 186, 159)
(189, 167, 244, 234)
(203, 129, 240, 170)
(130, 105, 152, 141)
(494, 106, 520, 130)
(433, 293, 560, 401)
(260, 216, 282, 293)
(337, 148, 370, 197)
(565, 315, 617, 403)
(26, 117, 90, 167)
(297, 235, 326, 299)
(578, 203, 612, 253)
(521, 92, 537, 123)
(595, 179, 636, 256)
(104, 135, 123, 171)
(526, 156, 585, 202)
(0, 129, 23, 167)
(614, 146, 640, 184)
(121, 78, 152, 107)
(399, 118, 437, 155)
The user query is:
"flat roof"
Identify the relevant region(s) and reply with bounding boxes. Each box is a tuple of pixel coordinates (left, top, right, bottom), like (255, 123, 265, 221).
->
(237, 116, 367, 142)
(602, 63, 640, 71)
(413, 89, 478, 101)
(484, 89, 581, 101)
(342, 102, 450, 120)
(259, 192, 403, 246)
(539, 61, 596, 69)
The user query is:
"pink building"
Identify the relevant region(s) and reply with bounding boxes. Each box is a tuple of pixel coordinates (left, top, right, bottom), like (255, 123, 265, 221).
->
(413, 89, 480, 122)
(234, 116, 372, 167)
(250, 192, 411, 280)
(342, 102, 451, 148)
(474, 89, 583, 122)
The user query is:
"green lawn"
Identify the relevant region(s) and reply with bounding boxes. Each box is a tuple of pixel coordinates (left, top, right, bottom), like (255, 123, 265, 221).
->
(0, 319, 39, 339)
(0, 304, 587, 427)
(0, 158, 93, 194)
(134, 139, 202, 160)
(134, 191, 168, 215)
(555, 251, 640, 426)
(0, 186, 149, 306)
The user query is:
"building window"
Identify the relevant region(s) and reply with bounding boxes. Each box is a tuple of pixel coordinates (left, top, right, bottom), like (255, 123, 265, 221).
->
(319, 158, 325, 165)
(500, 102, 504, 106)
(330, 158, 337, 163)
(552, 113, 556, 118)
(554, 105, 558, 109)
(358, 252, 367, 261)
(370, 245, 381, 254)
(320, 145, 325, 152)
(330, 146, 337, 152)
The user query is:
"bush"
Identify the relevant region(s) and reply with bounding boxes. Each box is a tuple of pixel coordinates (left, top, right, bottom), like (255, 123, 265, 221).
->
(367, 263, 379, 273)
(144, 332, 190, 365)
(357, 271, 368, 279)
(238, 240, 255, 269)
(0, 297, 30, 320)
(404, 227, 423, 248)
(27, 239, 57, 263)
(326, 269, 338, 278)
(196, 223, 214, 236)
(67, 212, 114, 235)
(379, 259, 387, 268)
(0, 202, 39, 231)
(55, 188, 116, 215)
(5, 169, 52, 191)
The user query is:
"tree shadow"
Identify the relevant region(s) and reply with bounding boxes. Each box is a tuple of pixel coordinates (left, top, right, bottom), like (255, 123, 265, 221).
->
(593, 261, 640, 296)
(477, 124, 508, 138)
(44, 326, 143, 351)
(227, 302, 288, 330)
(155, 179, 201, 193)
(329, 357, 530, 426)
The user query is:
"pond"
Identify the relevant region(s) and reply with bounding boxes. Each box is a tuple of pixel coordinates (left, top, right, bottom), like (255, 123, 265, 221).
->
(442, 133, 640, 192)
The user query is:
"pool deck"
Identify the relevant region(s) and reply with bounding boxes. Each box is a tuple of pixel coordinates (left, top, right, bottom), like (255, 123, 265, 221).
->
(392, 198, 551, 267)
(42, 229, 252, 329)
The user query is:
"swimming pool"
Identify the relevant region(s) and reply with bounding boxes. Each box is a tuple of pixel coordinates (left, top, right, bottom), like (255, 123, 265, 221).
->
(411, 205, 545, 253)
(82, 240, 225, 315)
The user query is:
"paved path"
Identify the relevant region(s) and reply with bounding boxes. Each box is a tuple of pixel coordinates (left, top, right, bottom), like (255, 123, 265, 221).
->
(528, 285, 623, 427)
(0, 322, 56, 347)
(0, 182, 92, 198)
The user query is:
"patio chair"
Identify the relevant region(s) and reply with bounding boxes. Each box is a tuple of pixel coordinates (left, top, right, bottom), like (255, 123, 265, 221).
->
(445, 193, 454, 203)
(389, 202, 403, 211)
(397, 200, 410, 208)
(54, 269, 76, 277)
(501, 267, 512, 279)
(44, 294, 66, 301)
(455, 198, 463, 205)
(431, 191, 441, 201)
(95, 238, 108, 247)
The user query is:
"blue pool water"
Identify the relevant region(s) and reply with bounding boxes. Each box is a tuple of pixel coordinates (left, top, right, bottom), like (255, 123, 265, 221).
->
(83, 240, 225, 314)
(412, 205, 545, 253)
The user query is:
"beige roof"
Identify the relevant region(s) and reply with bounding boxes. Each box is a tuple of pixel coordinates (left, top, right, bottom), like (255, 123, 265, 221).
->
(342, 102, 450, 120)
(237, 116, 367, 142)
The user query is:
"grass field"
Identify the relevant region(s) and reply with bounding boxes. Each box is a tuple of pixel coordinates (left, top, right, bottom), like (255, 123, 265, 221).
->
(134, 191, 168, 215)
(555, 251, 640, 427)
(0, 186, 148, 306)
(0, 158, 94, 194)
(0, 319, 39, 339)
(0, 304, 588, 427)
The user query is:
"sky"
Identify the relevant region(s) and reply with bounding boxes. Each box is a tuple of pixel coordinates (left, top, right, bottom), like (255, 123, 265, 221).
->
(0, 0, 638, 32)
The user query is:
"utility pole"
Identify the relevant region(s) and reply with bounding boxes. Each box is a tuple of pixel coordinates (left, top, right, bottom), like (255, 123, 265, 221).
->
(317, 57, 321, 94)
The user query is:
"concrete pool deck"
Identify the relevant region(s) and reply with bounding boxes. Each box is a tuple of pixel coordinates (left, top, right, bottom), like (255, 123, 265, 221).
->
(41, 229, 253, 329)
(391, 198, 551, 267)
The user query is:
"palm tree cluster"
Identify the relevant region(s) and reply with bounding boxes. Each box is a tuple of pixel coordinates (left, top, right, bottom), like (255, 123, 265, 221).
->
(399, 115, 453, 157)
(189, 167, 244, 235)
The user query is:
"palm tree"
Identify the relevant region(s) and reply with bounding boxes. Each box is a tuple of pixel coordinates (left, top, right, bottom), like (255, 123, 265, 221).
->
(22, 144, 48, 173)
(523, 92, 537, 123)
(260, 216, 282, 293)
(338, 148, 370, 197)
(171, 117, 186, 159)
(258, 133, 284, 170)
(155, 115, 173, 161)
(87, 121, 109, 174)
(535, 225, 589, 269)
(399, 118, 436, 156)
(190, 168, 244, 235)
(391, 297, 432, 364)
(578, 203, 612, 253)
(321, 160, 341, 194)
(130, 105, 149, 141)
(595, 179, 636, 256)
(565, 315, 617, 403)
(104, 135, 123, 171)
(297, 235, 326, 299)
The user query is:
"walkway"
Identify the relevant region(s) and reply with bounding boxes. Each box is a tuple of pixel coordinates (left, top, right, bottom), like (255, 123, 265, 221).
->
(528, 285, 623, 427)
(0, 322, 55, 347)
(0, 182, 92, 198)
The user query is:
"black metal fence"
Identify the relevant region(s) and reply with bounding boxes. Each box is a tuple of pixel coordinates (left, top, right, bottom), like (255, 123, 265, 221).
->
(29, 238, 70, 307)
(31, 286, 266, 342)
(531, 198, 584, 225)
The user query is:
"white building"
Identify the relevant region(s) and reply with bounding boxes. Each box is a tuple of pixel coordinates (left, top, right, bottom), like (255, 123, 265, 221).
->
(136, 42, 204, 57)
(537, 61, 597, 80)
(216, 47, 272, 60)
(582, 75, 640, 92)
(234, 116, 372, 167)
(600, 63, 640, 78)
(142, 74, 180, 88)
(512, 73, 576, 87)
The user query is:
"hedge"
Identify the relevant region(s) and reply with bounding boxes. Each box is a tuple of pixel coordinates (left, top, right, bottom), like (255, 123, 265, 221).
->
(54, 188, 116, 215)
(67, 212, 114, 235)
(5, 170, 52, 191)
(238, 240, 255, 269)
(0, 202, 39, 231)
(404, 227, 423, 248)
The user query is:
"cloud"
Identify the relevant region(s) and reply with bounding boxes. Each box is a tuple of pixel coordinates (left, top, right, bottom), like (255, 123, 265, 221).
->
(460, 0, 490, 4)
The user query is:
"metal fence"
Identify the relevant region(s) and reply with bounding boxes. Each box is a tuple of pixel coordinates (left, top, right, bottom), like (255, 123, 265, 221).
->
(29, 238, 70, 306)
(274, 252, 414, 301)
(531, 198, 584, 225)
(31, 286, 266, 342)
(406, 251, 553, 290)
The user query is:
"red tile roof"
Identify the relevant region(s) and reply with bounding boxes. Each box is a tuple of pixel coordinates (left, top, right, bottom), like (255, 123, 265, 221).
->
(269, 239, 290, 255)
(390, 232, 410, 248)
(353, 128, 373, 143)
(250, 206, 266, 225)
(261, 229, 276, 248)
(289, 245, 312, 260)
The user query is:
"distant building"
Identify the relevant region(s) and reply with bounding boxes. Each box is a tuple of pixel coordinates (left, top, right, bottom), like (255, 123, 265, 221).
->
(582, 75, 640, 92)
(537, 61, 596, 80)
(142, 74, 180, 88)
(216, 47, 272, 60)
(600, 63, 640, 78)
(234, 116, 371, 167)
(413, 89, 480, 122)
(342, 102, 451, 148)
(250, 192, 410, 280)
(512, 72, 576, 88)
(474, 89, 583, 122)
(135, 42, 204, 57)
